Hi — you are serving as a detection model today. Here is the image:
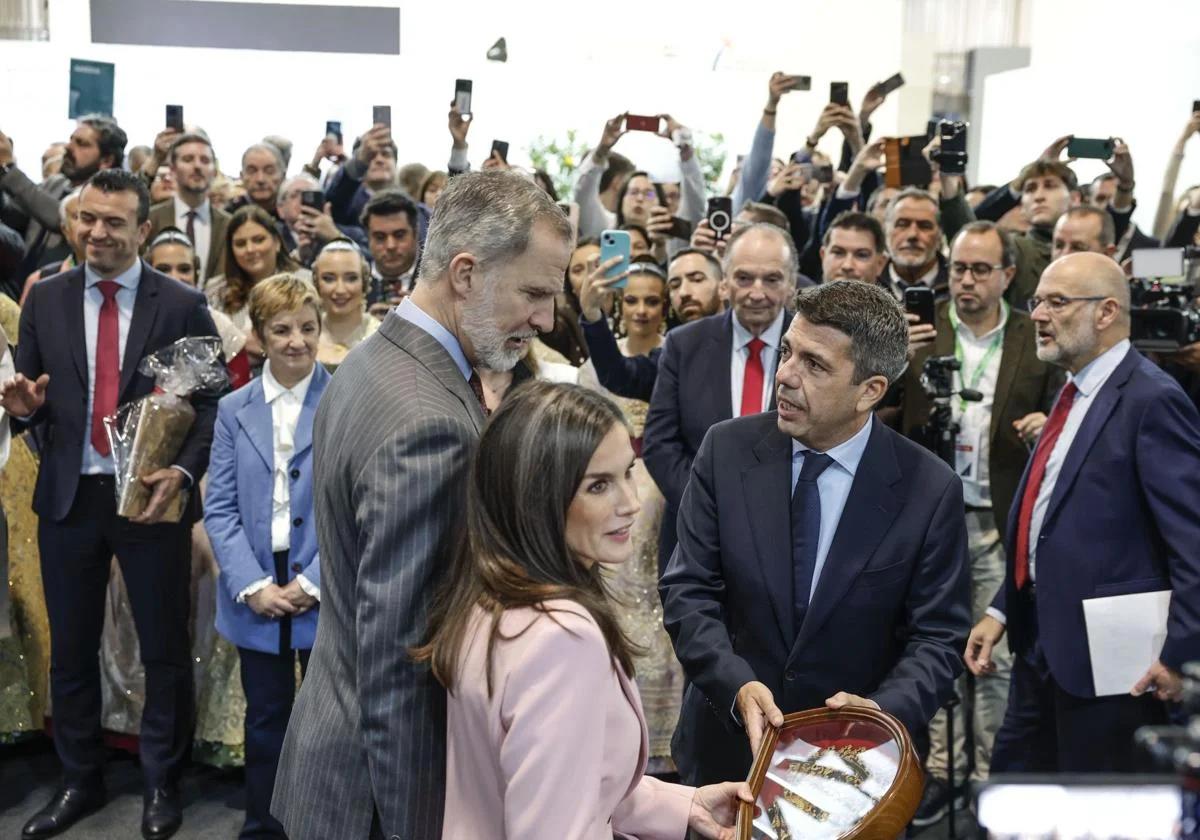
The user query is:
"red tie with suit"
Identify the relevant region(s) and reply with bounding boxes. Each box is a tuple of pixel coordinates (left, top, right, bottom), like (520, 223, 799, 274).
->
(91, 280, 121, 457)
(1013, 380, 1079, 590)
(740, 336, 766, 418)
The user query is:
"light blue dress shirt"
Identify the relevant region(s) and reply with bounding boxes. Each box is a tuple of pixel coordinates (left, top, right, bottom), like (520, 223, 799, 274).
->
(81, 260, 141, 475)
(790, 415, 875, 605)
(395, 297, 472, 382)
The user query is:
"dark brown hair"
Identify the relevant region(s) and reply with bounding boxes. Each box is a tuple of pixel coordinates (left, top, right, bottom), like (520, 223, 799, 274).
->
(413, 381, 637, 696)
(220, 205, 298, 313)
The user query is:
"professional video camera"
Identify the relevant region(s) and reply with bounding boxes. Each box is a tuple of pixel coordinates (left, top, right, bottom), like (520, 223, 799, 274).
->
(1130, 246, 1200, 352)
(919, 355, 981, 468)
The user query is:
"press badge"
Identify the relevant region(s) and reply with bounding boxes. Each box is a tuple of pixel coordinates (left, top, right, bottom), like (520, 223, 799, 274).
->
(955, 428, 982, 479)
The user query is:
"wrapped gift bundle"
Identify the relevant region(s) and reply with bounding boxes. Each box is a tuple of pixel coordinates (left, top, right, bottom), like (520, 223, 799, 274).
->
(104, 337, 227, 521)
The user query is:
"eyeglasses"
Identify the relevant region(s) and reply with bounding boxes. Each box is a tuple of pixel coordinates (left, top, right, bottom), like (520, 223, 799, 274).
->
(1024, 294, 1108, 313)
(949, 262, 1003, 280)
(628, 189, 658, 201)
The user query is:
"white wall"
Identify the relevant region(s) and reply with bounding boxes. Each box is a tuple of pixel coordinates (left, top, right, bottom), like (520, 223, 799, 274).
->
(977, 0, 1200, 230)
(1, 0, 919, 183)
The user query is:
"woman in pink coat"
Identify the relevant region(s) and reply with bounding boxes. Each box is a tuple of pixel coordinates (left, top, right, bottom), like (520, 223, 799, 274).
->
(415, 381, 752, 839)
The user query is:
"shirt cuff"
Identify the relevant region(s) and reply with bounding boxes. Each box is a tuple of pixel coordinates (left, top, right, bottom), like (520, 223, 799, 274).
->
(237, 576, 273, 604)
(985, 606, 1007, 626)
(169, 464, 194, 487)
(836, 185, 861, 200)
(296, 573, 320, 601)
(448, 145, 470, 172)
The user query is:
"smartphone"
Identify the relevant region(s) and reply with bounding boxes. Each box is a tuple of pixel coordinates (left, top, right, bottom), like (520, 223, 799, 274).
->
(372, 105, 391, 127)
(666, 216, 694, 240)
(454, 79, 473, 115)
(884, 136, 933, 189)
(830, 82, 849, 106)
(165, 104, 184, 131)
(599, 230, 632, 288)
(490, 139, 509, 163)
(1193, 99, 1200, 114)
(1066, 136, 1114, 160)
(786, 75, 812, 92)
(905, 286, 936, 327)
(790, 149, 813, 165)
(706, 196, 733, 240)
(878, 72, 905, 96)
(300, 189, 325, 211)
(812, 164, 834, 183)
(937, 121, 968, 175)
(625, 114, 662, 133)
(325, 120, 342, 145)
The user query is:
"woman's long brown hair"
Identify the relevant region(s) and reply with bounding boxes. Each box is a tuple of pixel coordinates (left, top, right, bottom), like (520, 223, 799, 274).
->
(220, 204, 298, 313)
(412, 381, 639, 696)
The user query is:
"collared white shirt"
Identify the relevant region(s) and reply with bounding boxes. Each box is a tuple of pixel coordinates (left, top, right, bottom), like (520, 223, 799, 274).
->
(236, 361, 319, 604)
(887, 261, 940, 303)
(790, 415, 876, 605)
(951, 304, 1009, 507)
(1026, 339, 1131, 582)
(82, 260, 140, 475)
(174, 196, 212, 279)
(372, 263, 416, 295)
(730, 309, 786, 417)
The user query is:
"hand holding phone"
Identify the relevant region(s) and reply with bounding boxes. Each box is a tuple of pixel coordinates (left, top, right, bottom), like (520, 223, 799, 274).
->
(599, 230, 632, 288)
(706, 197, 733, 241)
(1066, 136, 1115, 160)
(325, 120, 342, 145)
(300, 190, 325, 211)
(490, 140, 509, 163)
(904, 286, 936, 326)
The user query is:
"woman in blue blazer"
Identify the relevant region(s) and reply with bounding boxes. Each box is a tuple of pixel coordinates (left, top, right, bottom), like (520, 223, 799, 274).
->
(204, 274, 328, 840)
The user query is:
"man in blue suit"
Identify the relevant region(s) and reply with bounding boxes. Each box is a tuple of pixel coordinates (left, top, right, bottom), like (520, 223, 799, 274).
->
(645, 224, 799, 573)
(966, 252, 1200, 772)
(661, 280, 971, 785)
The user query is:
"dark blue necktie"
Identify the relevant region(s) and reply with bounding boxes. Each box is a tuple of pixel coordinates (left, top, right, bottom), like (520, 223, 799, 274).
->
(792, 452, 835, 637)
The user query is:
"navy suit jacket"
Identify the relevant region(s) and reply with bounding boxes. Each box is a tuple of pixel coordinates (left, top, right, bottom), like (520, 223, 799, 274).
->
(661, 412, 970, 785)
(644, 309, 793, 571)
(993, 347, 1200, 697)
(15, 262, 222, 522)
(579, 314, 661, 403)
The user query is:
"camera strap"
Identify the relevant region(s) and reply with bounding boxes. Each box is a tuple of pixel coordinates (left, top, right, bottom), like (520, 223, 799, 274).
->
(949, 301, 1008, 413)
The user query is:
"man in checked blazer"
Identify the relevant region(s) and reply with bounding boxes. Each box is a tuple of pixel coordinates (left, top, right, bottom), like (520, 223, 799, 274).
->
(272, 171, 573, 840)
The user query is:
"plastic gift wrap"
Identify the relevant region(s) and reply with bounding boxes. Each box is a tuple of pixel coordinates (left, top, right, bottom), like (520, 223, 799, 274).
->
(104, 337, 227, 522)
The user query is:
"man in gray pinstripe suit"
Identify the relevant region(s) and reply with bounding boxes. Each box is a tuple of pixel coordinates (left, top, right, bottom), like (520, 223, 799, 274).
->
(271, 171, 573, 840)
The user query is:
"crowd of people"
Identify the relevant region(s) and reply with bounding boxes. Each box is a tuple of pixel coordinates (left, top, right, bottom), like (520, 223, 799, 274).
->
(0, 70, 1199, 840)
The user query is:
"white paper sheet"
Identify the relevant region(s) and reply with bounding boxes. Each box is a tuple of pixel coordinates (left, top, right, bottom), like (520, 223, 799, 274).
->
(1081, 590, 1170, 696)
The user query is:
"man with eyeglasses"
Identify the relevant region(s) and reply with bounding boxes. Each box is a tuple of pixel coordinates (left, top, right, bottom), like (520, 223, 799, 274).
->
(645, 223, 798, 572)
(965, 251, 1200, 774)
(898, 220, 1062, 826)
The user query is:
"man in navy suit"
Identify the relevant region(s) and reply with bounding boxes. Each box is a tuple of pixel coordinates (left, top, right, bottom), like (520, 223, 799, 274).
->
(661, 280, 971, 785)
(645, 224, 799, 572)
(966, 252, 1200, 772)
(2, 169, 221, 839)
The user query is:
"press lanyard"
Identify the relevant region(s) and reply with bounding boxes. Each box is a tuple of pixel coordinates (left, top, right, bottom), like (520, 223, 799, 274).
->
(949, 301, 1007, 413)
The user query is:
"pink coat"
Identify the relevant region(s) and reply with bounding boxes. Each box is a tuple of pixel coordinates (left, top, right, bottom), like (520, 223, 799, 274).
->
(441, 599, 694, 839)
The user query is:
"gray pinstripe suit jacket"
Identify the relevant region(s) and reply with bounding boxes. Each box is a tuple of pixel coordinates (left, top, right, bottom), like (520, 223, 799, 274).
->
(272, 310, 485, 840)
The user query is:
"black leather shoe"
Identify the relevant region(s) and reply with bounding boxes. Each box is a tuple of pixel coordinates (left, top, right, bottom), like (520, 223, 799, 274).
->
(22, 785, 106, 838)
(141, 786, 183, 839)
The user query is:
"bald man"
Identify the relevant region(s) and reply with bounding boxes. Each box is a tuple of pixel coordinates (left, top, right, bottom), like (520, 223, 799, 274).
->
(965, 252, 1200, 772)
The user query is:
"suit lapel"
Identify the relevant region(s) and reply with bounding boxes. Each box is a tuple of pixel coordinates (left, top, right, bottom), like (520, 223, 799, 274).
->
(989, 314, 1026, 443)
(235, 381, 274, 471)
(209, 208, 229, 279)
(765, 311, 795, 411)
(119, 264, 160, 400)
(62, 269, 88, 387)
(1041, 347, 1137, 528)
(377, 310, 486, 433)
(615, 665, 651, 802)
(712, 311, 733, 420)
(792, 419, 902, 654)
(742, 426, 797, 647)
(291, 365, 329, 460)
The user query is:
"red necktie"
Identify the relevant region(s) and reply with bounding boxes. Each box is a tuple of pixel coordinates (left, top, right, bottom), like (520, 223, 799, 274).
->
(1013, 381, 1078, 590)
(740, 337, 766, 418)
(91, 280, 121, 457)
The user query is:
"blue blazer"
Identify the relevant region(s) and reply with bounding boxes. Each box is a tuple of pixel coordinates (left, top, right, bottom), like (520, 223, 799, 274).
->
(994, 347, 1200, 697)
(204, 365, 329, 654)
(644, 309, 793, 572)
(660, 412, 970, 785)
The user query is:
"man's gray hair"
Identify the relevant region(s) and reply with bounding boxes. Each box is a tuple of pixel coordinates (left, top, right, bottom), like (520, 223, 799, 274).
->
(279, 173, 319, 201)
(59, 188, 82, 226)
(885, 187, 940, 227)
(420, 170, 572, 282)
(793, 280, 909, 384)
(241, 143, 285, 172)
(720, 222, 799, 285)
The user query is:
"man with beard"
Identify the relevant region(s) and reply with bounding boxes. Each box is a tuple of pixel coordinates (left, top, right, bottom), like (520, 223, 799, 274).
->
(231, 143, 286, 218)
(0, 117, 126, 276)
(272, 171, 572, 840)
(577, 248, 725, 401)
(965, 253, 1200, 774)
(147, 133, 229, 281)
(645, 224, 798, 571)
(360, 189, 421, 319)
(327, 124, 411, 246)
(883, 189, 949, 301)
